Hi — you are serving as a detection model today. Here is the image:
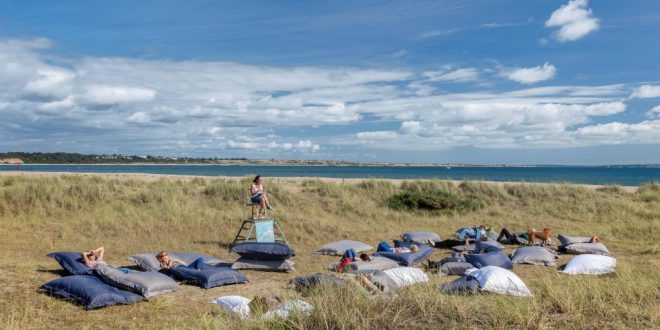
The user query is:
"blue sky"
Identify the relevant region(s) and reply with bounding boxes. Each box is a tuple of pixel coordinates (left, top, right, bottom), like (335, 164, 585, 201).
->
(1, 0, 659, 164)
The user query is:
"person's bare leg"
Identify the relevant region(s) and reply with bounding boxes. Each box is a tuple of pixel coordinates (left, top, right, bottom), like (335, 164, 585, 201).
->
(264, 195, 273, 210)
(260, 198, 267, 218)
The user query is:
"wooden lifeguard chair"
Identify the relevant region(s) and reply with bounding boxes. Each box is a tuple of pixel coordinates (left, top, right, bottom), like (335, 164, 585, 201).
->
(229, 189, 288, 249)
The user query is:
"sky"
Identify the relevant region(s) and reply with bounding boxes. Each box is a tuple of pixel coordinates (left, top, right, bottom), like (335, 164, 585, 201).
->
(1, 0, 659, 165)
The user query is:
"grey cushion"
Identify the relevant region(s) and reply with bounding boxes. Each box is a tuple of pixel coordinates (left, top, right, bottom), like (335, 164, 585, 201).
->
(343, 256, 399, 274)
(557, 234, 593, 246)
(564, 242, 611, 256)
(514, 236, 556, 246)
(316, 240, 373, 256)
(402, 231, 441, 244)
(475, 239, 504, 253)
(127, 252, 228, 271)
(510, 246, 557, 266)
(231, 257, 295, 271)
(440, 276, 479, 294)
(94, 264, 180, 298)
(439, 262, 476, 276)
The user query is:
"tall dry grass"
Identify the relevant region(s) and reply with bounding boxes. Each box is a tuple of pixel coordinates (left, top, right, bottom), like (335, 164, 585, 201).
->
(0, 174, 658, 329)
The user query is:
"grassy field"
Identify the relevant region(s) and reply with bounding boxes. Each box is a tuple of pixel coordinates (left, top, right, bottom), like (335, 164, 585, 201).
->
(0, 173, 658, 329)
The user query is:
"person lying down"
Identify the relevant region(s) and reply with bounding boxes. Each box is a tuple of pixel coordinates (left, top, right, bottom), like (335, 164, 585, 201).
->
(156, 251, 206, 270)
(376, 242, 420, 253)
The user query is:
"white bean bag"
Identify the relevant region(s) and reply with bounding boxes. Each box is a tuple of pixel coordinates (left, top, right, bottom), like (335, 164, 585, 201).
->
(212, 295, 251, 320)
(370, 267, 428, 292)
(262, 300, 313, 320)
(465, 266, 532, 297)
(316, 240, 373, 256)
(561, 254, 616, 275)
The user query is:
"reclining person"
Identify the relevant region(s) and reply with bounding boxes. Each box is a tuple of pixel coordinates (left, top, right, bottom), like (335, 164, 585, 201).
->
(376, 242, 420, 254)
(156, 251, 205, 270)
(457, 225, 493, 245)
(82, 246, 107, 269)
(335, 249, 372, 273)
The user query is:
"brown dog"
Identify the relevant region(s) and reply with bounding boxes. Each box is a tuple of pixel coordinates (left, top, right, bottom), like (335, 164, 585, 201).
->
(528, 227, 551, 247)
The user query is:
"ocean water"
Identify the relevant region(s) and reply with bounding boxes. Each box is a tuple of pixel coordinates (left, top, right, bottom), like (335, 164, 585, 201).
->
(1, 164, 659, 186)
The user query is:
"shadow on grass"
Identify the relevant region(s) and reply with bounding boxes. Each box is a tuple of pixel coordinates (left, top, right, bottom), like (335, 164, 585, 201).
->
(36, 268, 69, 276)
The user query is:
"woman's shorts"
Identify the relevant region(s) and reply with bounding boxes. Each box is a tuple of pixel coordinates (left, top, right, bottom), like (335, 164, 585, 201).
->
(251, 195, 262, 203)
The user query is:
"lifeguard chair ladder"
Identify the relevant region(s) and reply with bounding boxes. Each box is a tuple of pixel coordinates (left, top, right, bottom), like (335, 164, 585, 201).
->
(230, 189, 288, 249)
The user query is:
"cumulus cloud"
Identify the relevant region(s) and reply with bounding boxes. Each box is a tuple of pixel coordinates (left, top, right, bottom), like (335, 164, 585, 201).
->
(502, 62, 557, 84)
(546, 0, 600, 42)
(647, 105, 660, 118)
(0, 36, 657, 158)
(631, 85, 660, 99)
(416, 29, 459, 40)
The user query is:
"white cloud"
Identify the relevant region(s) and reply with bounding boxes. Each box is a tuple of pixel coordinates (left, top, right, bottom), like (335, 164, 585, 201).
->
(416, 29, 459, 40)
(631, 85, 660, 99)
(356, 131, 398, 140)
(647, 105, 660, 118)
(400, 121, 422, 135)
(576, 120, 660, 145)
(502, 62, 557, 84)
(83, 85, 156, 105)
(127, 111, 151, 124)
(423, 68, 479, 83)
(546, 0, 600, 42)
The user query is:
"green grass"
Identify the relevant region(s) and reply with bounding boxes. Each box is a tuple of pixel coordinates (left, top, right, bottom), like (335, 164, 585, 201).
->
(0, 174, 658, 329)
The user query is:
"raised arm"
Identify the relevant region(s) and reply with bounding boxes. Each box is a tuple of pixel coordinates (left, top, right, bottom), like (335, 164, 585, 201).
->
(95, 246, 105, 261)
(81, 251, 92, 267)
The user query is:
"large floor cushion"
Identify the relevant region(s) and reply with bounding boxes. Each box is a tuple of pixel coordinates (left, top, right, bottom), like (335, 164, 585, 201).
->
(564, 242, 611, 256)
(343, 256, 399, 274)
(231, 257, 295, 272)
(441, 276, 480, 294)
(231, 242, 295, 260)
(47, 252, 93, 275)
(213, 295, 251, 320)
(94, 264, 180, 298)
(465, 250, 513, 269)
(402, 231, 441, 244)
(561, 254, 616, 275)
(370, 267, 429, 292)
(439, 262, 476, 276)
(451, 244, 476, 253)
(511, 247, 557, 267)
(40, 275, 144, 309)
(127, 252, 228, 271)
(170, 266, 248, 289)
(557, 234, 593, 246)
(373, 244, 434, 266)
(465, 266, 532, 297)
(316, 240, 373, 256)
(291, 274, 346, 292)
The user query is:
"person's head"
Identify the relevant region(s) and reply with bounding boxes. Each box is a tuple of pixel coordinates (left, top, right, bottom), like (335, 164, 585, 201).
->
(156, 251, 168, 262)
(86, 250, 97, 261)
(410, 245, 420, 252)
(479, 225, 486, 230)
(253, 175, 262, 184)
(359, 253, 371, 261)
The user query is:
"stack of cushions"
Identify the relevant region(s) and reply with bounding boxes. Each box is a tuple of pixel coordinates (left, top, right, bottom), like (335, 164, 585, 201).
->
(230, 242, 295, 272)
(369, 267, 429, 292)
(316, 240, 373, 255)
(561, 254, 616, 275)
(557, 234, 612, 256)
(94, 264, 180, 298)
(401, 231, 441, 245)
(465, 250, 513, 269)
(373, 240, 434, 266)
(40, 275, 144, 309)
(127, 252, 228, 272)
(510, 246, 557, 267)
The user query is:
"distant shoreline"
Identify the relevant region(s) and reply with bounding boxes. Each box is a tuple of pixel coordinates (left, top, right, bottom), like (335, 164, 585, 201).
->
(3, 163, 660, 168)
(0, 170, 640, 192)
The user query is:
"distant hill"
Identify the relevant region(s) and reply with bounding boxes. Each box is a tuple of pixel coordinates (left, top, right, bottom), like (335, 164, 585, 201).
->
(0, 152, 246, 164)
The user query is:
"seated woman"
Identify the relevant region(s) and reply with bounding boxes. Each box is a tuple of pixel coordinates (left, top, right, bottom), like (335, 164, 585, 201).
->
(251, 175, 274, 219)
(82, 246, 107, 268)
(156, 251, 205, 270)
(376, 242, 420, 254)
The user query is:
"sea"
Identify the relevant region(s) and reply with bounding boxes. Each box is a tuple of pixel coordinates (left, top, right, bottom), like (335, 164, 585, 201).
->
(1, 164, 659, 186)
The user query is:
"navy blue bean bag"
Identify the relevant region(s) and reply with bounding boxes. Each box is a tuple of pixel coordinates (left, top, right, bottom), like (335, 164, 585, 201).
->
(47, 252, 93, 275)
(231, 242, 295, 260)
(465, 250, 513, 269)
(475, 239, 503, 254)
(40, 275, 143, 309)
(170, 266, 248, 289)
(374, 243, 434, 266)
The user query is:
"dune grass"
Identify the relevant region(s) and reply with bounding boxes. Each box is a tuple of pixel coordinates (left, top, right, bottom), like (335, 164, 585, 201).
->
(0, 174, 658, 329)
